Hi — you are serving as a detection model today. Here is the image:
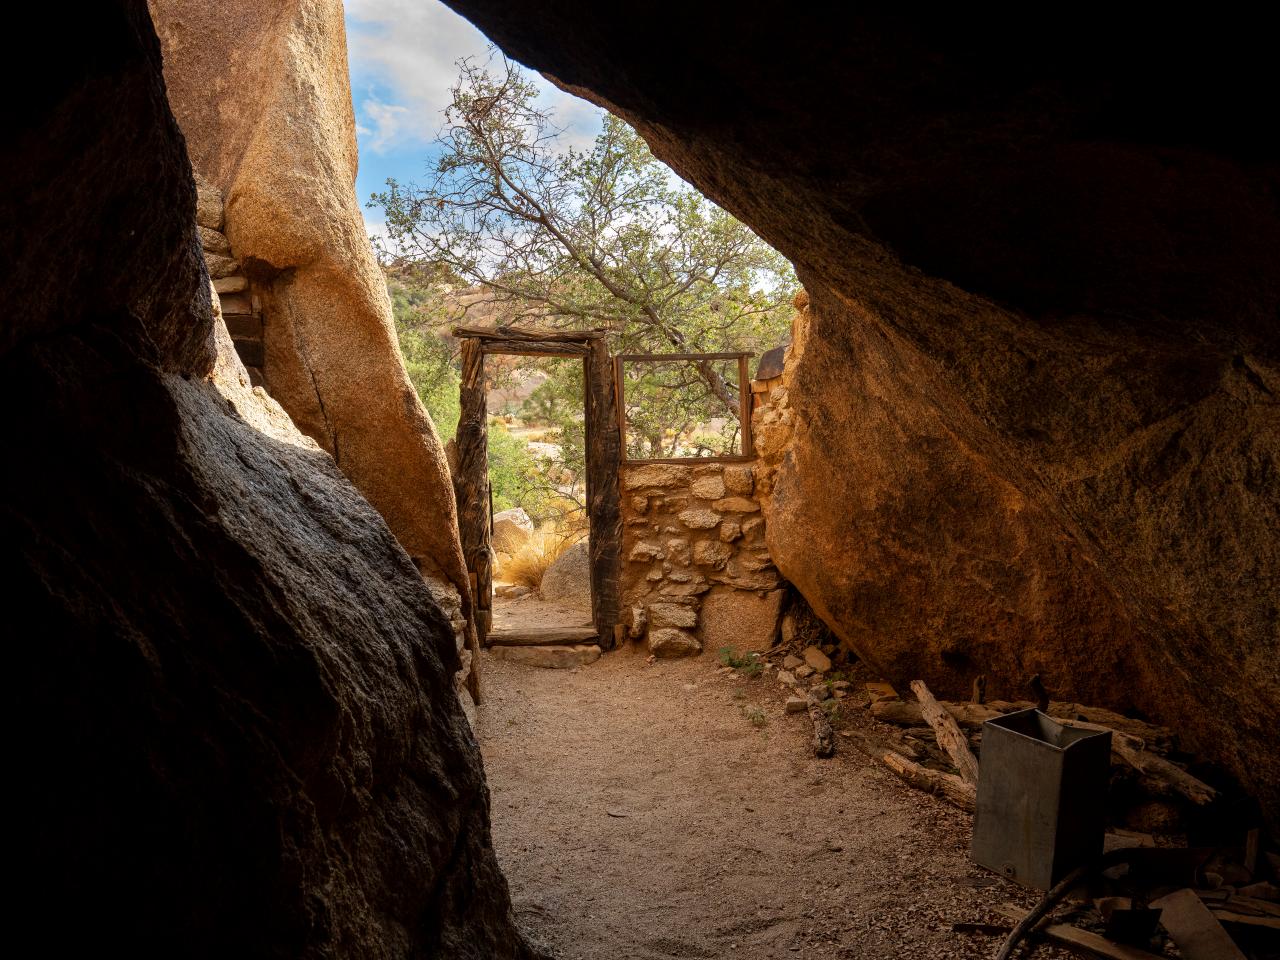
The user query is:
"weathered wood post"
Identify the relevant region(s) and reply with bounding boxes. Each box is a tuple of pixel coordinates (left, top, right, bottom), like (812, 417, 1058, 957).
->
(585, 337, 622, 647)
(454, 336, 492, 645)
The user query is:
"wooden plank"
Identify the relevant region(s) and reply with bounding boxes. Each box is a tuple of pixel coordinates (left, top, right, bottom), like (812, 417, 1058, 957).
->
(1211, 911, 1280, 931)
(585, 338, 622, 649)
(911, 679, 980, 785)
(453, 325, 605, 341)
(488, 626, 599, 646)
(846, 730, 975, 811)
(994, 904, 1166, 960)
(453, 337, 492, 648)
(738, 353, 753, 455)
(1150, 888, 1247, 960)
(613, 354, 627, 461)
(865, 681, 899, 700)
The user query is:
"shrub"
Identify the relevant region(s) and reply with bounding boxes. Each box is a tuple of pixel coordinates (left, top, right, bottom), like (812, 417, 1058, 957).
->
(497, 524, 582, 591)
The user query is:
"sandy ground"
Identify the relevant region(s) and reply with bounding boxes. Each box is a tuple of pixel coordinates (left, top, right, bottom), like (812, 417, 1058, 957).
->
(492, 593, 594, 633)
(476, 647, 1068, 960)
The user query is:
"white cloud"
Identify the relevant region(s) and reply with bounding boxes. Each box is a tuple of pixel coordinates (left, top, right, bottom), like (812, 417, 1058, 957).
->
(359, 97, 411, 154)
(344, 0, 600, 154)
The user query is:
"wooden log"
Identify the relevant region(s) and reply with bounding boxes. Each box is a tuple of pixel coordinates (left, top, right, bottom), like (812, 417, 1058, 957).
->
(807, 693, 836, 757)
(847, 730, 976, 811)
(453, 325, 605, 341)
(993, 904, 1166, 960)
(873, 696, 1206, 804)
(584, 338, 622, 648)
(883, 753, 976, 811)
(454, 337, 491, 647)
(1243, 828, 1259, 876)
(488, 626, 599, 646)
(1058, 719, 1217, 806)
(1149, 888, 1247, 960)
(1029, 673, 1050, 712)
(871, 699, 1001, 729)
(871, 697, 1175, 751)
(911, 679, 980, 785)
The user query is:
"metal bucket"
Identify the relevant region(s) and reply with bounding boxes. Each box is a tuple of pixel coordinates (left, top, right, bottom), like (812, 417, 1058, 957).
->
(970, 708, 1112, 889)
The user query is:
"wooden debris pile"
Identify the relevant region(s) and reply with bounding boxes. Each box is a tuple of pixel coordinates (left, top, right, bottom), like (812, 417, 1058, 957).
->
(844, 677, 1279, 958)
(850, 680, 1222, 834)
(974, 848, 1279, 959)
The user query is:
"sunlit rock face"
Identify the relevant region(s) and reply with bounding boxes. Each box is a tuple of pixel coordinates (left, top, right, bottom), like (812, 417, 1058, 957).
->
(2, 3, 538, 954)
(447, 2, 1280, 821)
(148, 0, 470, 597)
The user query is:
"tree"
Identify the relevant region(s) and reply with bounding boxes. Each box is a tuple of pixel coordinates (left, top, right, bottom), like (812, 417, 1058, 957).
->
(371, 53, 795, 448)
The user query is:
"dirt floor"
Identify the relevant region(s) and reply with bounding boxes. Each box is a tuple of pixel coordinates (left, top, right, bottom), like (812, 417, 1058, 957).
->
(476, 646, 1071, 960)
(491, 593, 594, 633)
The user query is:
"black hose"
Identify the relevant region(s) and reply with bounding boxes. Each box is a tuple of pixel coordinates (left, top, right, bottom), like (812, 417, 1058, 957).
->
(994, 848, 1137, 960)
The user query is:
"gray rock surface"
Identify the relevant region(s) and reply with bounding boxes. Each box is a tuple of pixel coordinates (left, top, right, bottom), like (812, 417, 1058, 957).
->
(2, 7, 539, 953)
(648, 628, 702, 658)
(541, 540, 592, 605)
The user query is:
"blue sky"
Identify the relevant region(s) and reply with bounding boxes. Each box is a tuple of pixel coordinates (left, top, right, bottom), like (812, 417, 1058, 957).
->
(343, 0, 604, 240)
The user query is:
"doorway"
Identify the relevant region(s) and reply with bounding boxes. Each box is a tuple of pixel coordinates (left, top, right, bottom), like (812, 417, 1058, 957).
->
(452, 326, 623, 649)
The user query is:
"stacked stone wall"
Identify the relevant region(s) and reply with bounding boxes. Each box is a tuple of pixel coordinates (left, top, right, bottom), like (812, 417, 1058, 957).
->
(621, 460, 786, 657)
(195, 175, 266, 388)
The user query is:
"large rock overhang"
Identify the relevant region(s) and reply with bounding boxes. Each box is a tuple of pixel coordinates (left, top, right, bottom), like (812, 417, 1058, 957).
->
(443, 2, 1279, 821)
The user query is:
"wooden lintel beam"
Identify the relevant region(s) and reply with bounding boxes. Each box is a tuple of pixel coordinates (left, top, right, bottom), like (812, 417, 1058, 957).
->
(453, 325, 605, 342)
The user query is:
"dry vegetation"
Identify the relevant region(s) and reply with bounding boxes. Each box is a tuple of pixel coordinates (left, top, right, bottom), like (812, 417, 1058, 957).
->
(498, 523, 584, 590)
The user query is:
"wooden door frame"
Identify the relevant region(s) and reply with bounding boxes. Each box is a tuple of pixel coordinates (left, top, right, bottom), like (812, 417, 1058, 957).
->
(452, 327, 622, 649)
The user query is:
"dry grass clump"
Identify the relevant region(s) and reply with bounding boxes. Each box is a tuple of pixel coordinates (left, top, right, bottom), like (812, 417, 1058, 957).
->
(498, 522, 584, 590)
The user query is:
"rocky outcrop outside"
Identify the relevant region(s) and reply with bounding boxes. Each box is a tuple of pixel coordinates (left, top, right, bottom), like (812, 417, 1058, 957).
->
(148, 0, 470, 602)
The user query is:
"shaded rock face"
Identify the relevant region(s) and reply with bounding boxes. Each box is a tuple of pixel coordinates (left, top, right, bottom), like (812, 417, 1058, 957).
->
(148, 0, 469, 597)
(446, 2, 1280, 819)
(2, 3, 536, 955)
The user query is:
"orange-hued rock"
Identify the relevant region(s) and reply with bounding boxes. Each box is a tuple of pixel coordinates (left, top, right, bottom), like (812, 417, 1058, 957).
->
(149, 0, 468, 596)
(448, 1, 1280, 823)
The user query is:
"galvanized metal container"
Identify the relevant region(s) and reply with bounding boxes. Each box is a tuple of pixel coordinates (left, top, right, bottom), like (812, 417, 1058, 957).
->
(970, 708, 1112, 889)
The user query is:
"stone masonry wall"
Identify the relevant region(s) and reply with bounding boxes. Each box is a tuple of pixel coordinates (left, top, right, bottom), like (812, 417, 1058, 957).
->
(195, 174, 265, 387)
(621, 460, 786, 657)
